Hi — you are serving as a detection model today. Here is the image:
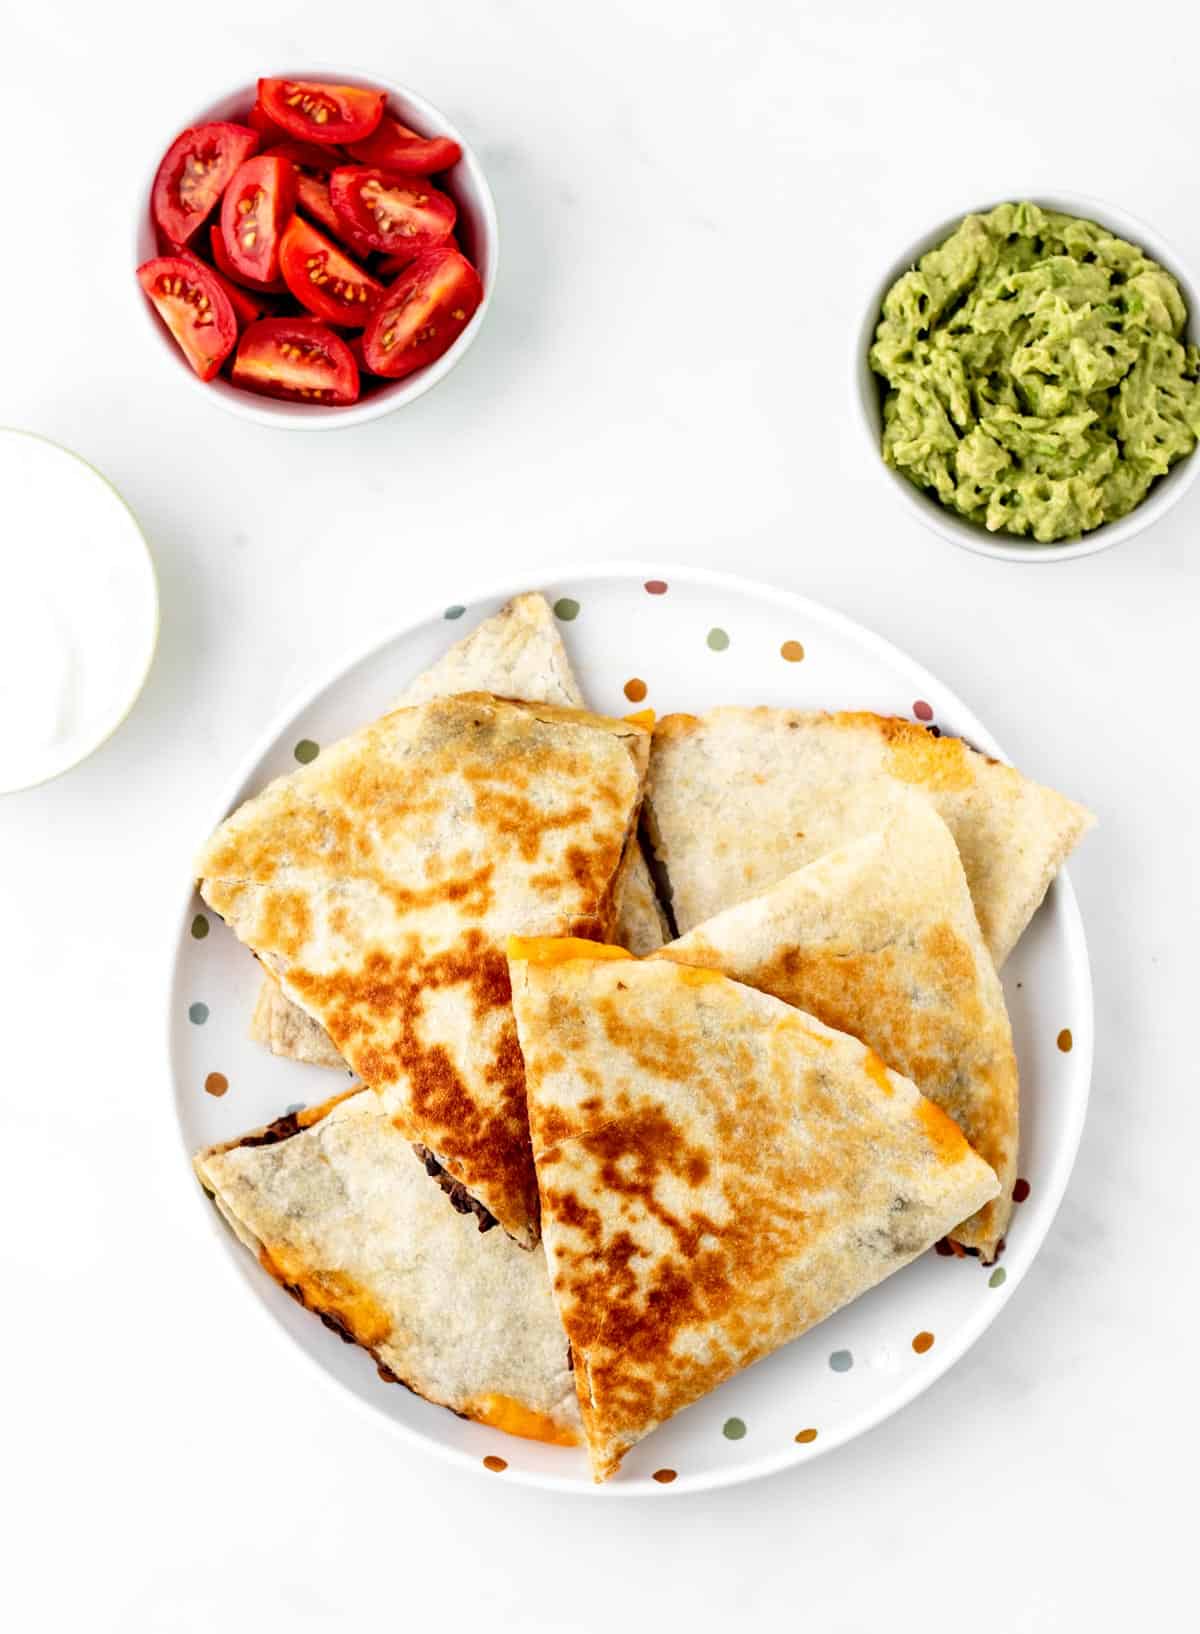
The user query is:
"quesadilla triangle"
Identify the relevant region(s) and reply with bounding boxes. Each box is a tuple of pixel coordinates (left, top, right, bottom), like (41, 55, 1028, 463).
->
(195, 1090, 580, 1446)
(251, 593, 668, 1068)
(646, 708, 1095, 967)
(506, 941, 999, 1482)
(654, 794, 1018, 1257)
(196, 693, 652, 1248)
(250, 972, 346, 1070)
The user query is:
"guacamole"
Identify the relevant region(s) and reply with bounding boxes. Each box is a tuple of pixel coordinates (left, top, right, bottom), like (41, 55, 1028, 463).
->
(869, 201, 1200, 542)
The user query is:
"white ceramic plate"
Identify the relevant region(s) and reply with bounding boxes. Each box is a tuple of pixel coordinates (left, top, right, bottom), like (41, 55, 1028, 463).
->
(168, 562, 1092, 1494)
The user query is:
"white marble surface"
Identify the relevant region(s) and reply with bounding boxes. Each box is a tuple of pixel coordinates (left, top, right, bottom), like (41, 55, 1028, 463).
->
(2, 1, 1194, 1628)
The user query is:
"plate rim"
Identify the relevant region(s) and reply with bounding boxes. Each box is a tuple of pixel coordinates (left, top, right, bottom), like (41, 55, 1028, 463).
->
(166, 558, 1094, 1497)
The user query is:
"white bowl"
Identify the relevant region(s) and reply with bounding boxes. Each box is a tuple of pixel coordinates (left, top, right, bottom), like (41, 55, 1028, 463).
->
(0, 430, 159, 794)
(133, 70, 498, 430)
(854, 192, 1200, 562)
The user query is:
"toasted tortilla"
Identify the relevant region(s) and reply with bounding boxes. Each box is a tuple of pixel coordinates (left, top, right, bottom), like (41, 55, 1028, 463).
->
(197, 694, 651, 1247)
(507, 942, 999, 1481)
(252, 594, 667, 1067)
(654, 794, 1018, 1257)
(195, 1090, 580, 1445)
(646, 708, 1095, 966)
(250, 972, 346, 1070)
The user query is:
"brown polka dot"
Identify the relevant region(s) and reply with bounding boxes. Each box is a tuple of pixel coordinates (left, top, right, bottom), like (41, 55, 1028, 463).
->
(912, 1330, 935, 1354)
(204, 1072, 228, 1097)
(780, 640, 805, 662)
(1057, 1028, 1073, 1052)
(652, 1467, 677, 1483)
(913, 699, 933, 721)
(644, 580, 668, 595)
(794, 1427, 818, 1444)
(624, 677, 648, 703)
(482, 1455, 507, 1473)
(1012, 1178, 1031, 1203)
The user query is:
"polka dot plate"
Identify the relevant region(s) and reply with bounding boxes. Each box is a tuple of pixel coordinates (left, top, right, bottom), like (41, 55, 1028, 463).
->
(169, 563, 1092, 1495)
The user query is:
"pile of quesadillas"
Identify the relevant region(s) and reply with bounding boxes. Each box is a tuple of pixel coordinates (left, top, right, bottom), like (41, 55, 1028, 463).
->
(193, 591, 1093, 1481)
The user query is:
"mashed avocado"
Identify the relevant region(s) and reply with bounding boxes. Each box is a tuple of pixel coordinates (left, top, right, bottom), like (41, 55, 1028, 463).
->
(870, 202, 1200, 542)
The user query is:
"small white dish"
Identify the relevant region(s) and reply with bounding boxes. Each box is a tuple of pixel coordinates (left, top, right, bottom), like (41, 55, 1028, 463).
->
(132, 70, 498, 431)
(854, 193, 1200, 562)
(169, 562, 1092, 1494)
(0, 430, 158, 794)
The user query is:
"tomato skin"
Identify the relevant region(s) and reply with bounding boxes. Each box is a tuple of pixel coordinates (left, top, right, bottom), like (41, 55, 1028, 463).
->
(259, 78, 385, 145)
(219, 154, 296, 284)
(376, 253, 417, 279)
(176, 245, 262, 328)
(329, 166, 455, 255)
(209, 224, 287, 293)
(246, 99, 286, 141)
(231, 317, 359, 404)
(152, 122, 259, 246)
(278, 215, 384, 328)
(346, 114, 462, 175)
(137, 255, 238, 381)
(260, 138, 346, 177)
(294, 171, 343, 238)
(361, 246, 482, 379)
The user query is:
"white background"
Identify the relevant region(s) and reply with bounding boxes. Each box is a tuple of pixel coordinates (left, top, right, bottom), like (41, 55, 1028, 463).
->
(1, 1, 1194, 1628)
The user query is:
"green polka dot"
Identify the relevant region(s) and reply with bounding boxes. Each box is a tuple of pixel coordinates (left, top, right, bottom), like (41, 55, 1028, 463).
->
(190, 914, 209, 940)
(722, 1416, 746, 1440)
(553, 597, 580, 622)
(706, 627, 730, 651)
(188, 1002, 209, 1025)
(444, 605, 466, 620)
(988, 1266, 1007, 1288)
(829, 1349, 853, 1372)
(294, 739, 319, 765)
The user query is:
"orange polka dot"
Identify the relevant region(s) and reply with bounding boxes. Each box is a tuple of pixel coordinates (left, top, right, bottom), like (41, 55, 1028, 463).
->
(624, 677, 648, 703)
(1057, 1028, 1073, 1052)
(794, 1428, 818, 1444)
(652, 1468, 677, 1483)
(205, 1072, 228, 1097)
(912, 1331, 935, 1354)
(780, 640, 805, 662)
(482, 1455, 508, 1472)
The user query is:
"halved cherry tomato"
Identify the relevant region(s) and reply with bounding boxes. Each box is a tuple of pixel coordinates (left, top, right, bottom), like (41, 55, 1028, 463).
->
(231, 317, 359, 404)
(278, 215, 383, 327)
(260, 139, 345, 177)
(152, 122, 259, 246)
(176, 245, 262, 328)
(262, 144, 368, 248)
(137, 255, 238, 380)
(258, 78, 384, 145)
(209, 224, 287, 293)
(361, 246, 482, 379)
(219, 154, 296, 284)
(246, 99, 285, 141)
(376, 253, 416, 279)
(330, 166, 455, 255)
(346, 114, 462, 175)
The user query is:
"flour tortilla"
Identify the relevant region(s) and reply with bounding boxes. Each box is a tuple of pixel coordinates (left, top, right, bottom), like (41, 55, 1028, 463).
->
(654, 794, 1018, 1257)
(195, 1089, 579, 1445)
(197, 694, 651, 1247)
(252, 594, 667, 1067)
(507, 943, 999, 1481)
(645, 708, 1094, 965)
(250, 972, 346, 1070)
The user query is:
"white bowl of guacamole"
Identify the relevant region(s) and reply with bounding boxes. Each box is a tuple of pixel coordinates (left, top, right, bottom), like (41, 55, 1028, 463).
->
(857, 195, 1200, 560)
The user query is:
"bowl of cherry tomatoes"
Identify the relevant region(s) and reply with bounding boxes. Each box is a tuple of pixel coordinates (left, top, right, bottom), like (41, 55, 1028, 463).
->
(134, 71, 497, 427)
